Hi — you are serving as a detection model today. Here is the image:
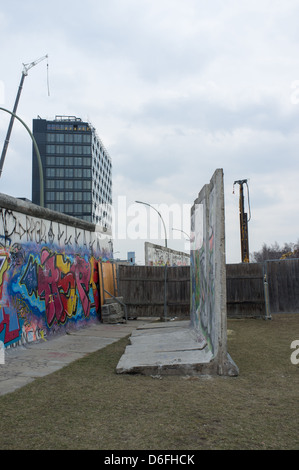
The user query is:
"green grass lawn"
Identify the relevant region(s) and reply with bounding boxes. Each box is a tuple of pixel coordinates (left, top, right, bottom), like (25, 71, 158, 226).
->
(0, 314, 298, 450)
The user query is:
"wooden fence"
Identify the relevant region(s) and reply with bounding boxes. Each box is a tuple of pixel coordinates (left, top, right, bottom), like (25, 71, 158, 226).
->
(226, 259, 299, 317)
(266, 259, 299, 314)
(226, 263, 266, 318)
(117, 265, 190, 319)
(116, 259, 299, 319)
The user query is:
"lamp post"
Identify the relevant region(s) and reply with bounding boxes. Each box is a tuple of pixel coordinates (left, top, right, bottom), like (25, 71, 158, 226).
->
(135, 200, 167, 248)
(172, 228, 190, 241)
(0, 107, 44, 207)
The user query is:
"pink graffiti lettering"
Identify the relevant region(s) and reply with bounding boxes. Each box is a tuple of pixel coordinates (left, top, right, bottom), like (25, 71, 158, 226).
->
(70, 257, 91, 317)
(38, 251, 66, 327)
(37, 249, 92, 328)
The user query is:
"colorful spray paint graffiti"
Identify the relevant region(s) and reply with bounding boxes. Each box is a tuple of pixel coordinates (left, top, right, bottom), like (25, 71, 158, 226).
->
(0, 243, 107, 347)
(0, 203, 112, 348)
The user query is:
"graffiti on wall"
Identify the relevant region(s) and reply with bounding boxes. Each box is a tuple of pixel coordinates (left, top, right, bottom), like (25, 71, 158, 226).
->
(0, 206, 111, 348)
(0, 208, 104, 251)
(145, 242, 190, 266)
(190, 184, 217, 353)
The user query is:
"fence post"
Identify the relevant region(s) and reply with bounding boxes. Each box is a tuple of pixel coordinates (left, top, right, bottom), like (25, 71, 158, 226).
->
(164, 264, 168, 321)
(263, 262, 272, 320)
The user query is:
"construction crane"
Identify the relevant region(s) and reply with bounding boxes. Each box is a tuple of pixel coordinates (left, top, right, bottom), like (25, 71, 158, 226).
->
(0, 54, 49, 177)
(233, 179, 251, 263)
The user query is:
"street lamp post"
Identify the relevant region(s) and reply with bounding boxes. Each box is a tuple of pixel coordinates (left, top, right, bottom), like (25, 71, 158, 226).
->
(172, 228, 190, 241)
(0, 107, 44, 207)
(135, 200, 167, 248)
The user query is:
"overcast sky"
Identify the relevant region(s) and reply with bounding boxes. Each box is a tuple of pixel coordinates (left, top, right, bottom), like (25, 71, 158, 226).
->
(1, 0, 299, 263)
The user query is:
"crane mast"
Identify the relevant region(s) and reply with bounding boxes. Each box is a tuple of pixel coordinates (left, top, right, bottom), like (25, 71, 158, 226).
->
(233, 179, 251, 263)
(0, 54, 48, 177)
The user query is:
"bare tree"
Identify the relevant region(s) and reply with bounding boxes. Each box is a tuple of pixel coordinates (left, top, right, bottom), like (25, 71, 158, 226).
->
(251, 240, 299, 262)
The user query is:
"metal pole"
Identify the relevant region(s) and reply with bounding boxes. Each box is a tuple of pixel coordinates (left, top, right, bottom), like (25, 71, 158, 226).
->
(263, 262, 272, 320)
(0, 73, 26, 176)
(164, 263, 168, 321)
(0, 107, 44, 206)
(172, 228, 191, 241)
(135, 200, 167, 247)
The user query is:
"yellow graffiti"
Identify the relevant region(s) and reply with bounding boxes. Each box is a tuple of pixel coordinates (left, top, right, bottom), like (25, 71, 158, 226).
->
(0, 254, 9, 286)
(55, 253, 77, 318)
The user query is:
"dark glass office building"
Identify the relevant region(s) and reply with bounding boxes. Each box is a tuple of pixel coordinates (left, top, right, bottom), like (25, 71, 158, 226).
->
(32, 115, 112, 228)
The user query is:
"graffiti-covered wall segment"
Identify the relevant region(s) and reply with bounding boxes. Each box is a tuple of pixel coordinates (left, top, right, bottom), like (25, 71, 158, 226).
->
(190, 169, 238, 376)
(0, 193, 112, 348)
(145, 242, 190, 266)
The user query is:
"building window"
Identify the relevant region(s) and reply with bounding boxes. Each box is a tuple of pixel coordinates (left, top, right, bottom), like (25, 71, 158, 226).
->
(74, 157, 82, 166)
(83, 180, 91, 190)
(83, 134, 91, 143)
(56, 156, 65, 166)
(74, 168, 82, 178)
(56, 134, 64, 143)
(65, 168, 74, 178)
(65, 156, 74, 166)
(65, 134, 73, 143)
(74, 180, 82, 189)
(46, 191, 55, 201)
(83, 192, 91, 201)
(65, 192, 73, 201)
(46, 145, 55, 154)
(56, 145, 64, 154)
(74, 134, 82, 143)
(83, 156, 91, 166)
(74, 204, 82, 214)
(56, 192, 64, 201)
(56, 168, 64, 177)
(46, 156, 56, 165)
(55, 180, 65, 189)
(83, 146, 91, 155)
(65, 204, 73, 213)
(46, 134, 55, 143)
(46, 180, 55, 189)
(83, 169, 91, 178)
(83, 204, 91, 213)
(46, 168, 55, 177)
(74, 192, 82, 201)
(65, 180, 73, 189)
(55, 204, 64, 212)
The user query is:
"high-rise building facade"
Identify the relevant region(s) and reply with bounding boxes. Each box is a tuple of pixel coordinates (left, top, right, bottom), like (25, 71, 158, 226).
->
(32, 115, 112, 228)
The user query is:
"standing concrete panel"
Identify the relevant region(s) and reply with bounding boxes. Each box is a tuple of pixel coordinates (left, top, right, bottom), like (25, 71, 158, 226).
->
(116, 170, 238, 377)
(190, 169, 238, 376)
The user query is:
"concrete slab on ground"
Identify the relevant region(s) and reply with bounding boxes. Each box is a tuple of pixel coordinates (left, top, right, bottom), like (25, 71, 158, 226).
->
(116, 320, 216, 376)
(0, 319, 151, 397)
